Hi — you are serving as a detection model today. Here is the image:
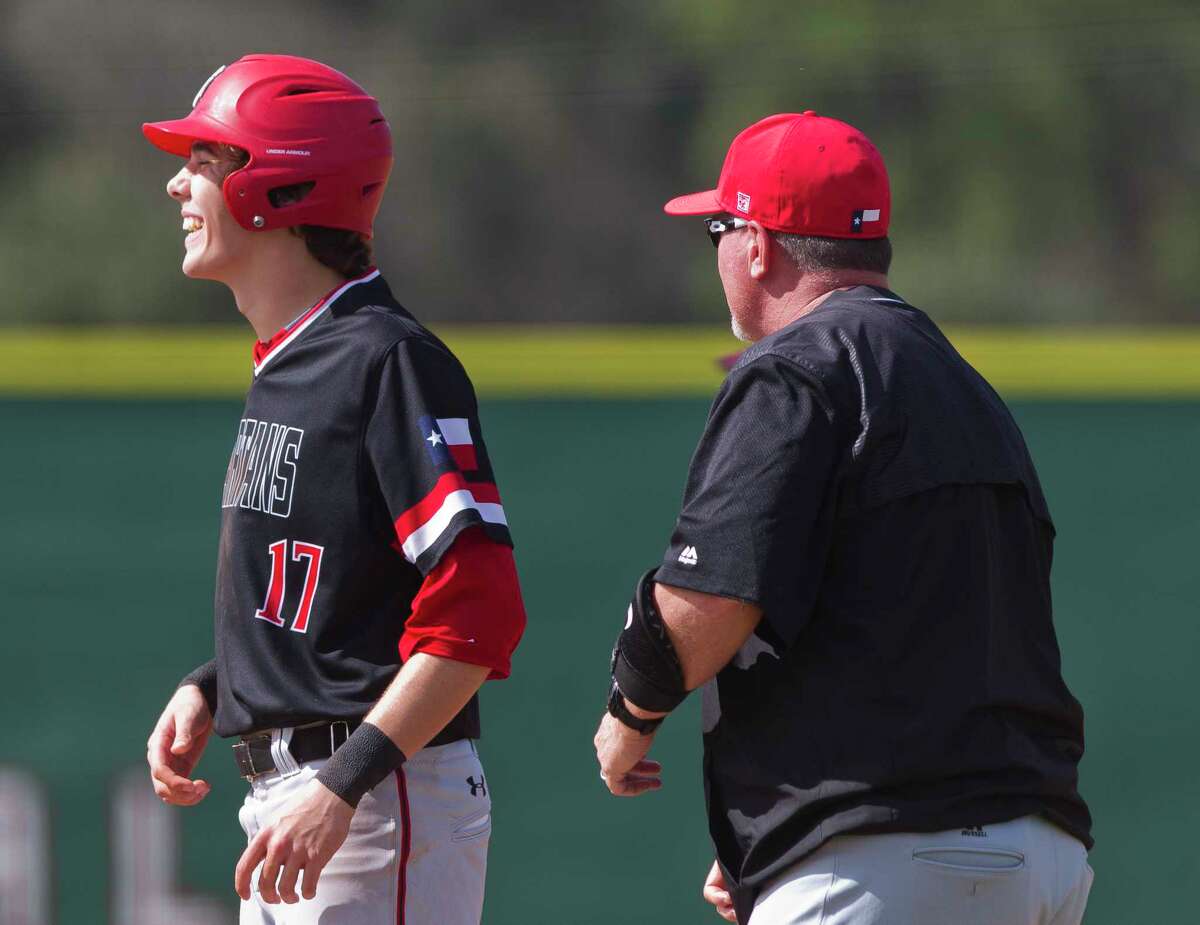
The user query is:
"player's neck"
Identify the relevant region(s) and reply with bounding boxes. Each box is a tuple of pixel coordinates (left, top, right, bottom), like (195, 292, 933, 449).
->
(227, 251, 347, 341)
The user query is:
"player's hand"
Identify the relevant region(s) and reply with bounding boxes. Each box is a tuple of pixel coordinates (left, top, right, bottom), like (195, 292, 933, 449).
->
(147, 685, 213, 806)
(235, 778, 354, 904)
(702, 859, 737, 922)
(593, 711, 663, 797)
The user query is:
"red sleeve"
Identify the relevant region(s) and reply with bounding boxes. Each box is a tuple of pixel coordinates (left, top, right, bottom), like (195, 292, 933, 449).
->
(399, 526, 527, 679)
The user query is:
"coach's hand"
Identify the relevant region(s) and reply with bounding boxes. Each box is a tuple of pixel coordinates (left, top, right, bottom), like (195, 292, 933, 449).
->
(593, 711, 663, 797)
(147, 685, 213, 806)
(235, 779, 354, 904)
(703, 860, 738, 922)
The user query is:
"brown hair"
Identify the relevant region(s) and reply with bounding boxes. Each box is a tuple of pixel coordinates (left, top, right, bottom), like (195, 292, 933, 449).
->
(214, 145, 374, 279)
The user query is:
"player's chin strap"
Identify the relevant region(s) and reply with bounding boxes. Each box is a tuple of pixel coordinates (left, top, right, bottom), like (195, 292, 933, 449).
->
(608, 569, 688, 733)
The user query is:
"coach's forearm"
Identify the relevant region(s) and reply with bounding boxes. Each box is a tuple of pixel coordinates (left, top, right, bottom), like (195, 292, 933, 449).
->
(364, 653, 490, 757)
(652, 583, 762, 691)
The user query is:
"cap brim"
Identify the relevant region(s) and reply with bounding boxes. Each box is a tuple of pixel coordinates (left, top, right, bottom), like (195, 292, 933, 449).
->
(141, 114, 230, 157)
(663, 189, 723, 216)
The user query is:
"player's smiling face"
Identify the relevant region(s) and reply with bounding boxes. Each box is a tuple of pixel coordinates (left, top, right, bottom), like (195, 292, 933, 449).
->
(166, 142, 255, 281)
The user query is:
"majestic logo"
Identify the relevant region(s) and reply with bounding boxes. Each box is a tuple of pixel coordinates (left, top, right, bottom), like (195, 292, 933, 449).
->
(736, 191, 751, 213)
(222, 418, 304, 518)
(466, 775, 487, 797)
(960, 825, 988, 838)
(677, 546, 699, 566)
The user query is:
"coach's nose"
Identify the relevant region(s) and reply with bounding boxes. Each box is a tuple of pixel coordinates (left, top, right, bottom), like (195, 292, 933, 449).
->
(167, 166, 190, 202)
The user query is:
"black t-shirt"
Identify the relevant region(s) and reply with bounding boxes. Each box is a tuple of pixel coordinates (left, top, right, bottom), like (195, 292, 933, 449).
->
(211, 271, 512, 738)
(655, 287, 1091, 921)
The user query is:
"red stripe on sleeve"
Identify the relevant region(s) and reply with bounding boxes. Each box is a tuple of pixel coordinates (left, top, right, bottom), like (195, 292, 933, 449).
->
(399, 526, 526, 679)
(448, 444, 478, 471)
(392, 473, 501, 544)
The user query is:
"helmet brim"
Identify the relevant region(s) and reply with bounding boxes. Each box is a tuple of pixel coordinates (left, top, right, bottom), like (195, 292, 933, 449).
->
(142, 114, 236, 158)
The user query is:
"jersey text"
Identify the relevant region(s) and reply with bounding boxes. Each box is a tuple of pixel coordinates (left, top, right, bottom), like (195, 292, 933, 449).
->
(222, 418, 304, 518)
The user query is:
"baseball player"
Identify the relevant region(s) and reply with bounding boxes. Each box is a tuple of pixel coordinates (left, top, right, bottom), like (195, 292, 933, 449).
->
(594, 112, 1093, 924)
(141, 54, 526, 924)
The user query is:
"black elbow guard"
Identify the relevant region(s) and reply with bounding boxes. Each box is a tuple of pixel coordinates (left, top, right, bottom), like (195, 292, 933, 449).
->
(610, 569, 688, 713)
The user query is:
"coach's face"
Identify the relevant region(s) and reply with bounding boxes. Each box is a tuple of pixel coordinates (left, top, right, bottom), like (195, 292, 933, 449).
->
(716, 220, 767, 343)
(166, 143, 255, 281)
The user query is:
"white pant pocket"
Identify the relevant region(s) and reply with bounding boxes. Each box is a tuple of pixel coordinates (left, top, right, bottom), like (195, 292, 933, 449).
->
(451, 809, 492, 843)
(913, 846, 1025, 873)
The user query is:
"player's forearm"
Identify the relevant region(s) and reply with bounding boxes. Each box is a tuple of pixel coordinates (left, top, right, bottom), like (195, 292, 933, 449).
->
(365, 653, 490, 757)
(314, 653, 488, 809)
(178, 658, 218, 715)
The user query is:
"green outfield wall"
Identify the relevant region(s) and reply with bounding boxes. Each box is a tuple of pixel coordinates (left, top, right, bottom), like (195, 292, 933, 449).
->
(1, 330, 1197, 923)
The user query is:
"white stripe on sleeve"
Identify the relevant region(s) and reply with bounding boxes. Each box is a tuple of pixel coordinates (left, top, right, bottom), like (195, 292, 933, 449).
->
(400, 489, 507, 563)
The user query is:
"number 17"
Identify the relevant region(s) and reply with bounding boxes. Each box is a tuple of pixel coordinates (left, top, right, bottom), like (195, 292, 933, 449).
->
(254, 539, 325, 633)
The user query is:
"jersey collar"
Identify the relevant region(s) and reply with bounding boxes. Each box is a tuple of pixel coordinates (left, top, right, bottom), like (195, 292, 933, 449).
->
(252, 267, 382, 377)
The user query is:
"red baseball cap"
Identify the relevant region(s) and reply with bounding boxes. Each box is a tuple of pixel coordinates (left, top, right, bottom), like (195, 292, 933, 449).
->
(664, 111, 890, 239)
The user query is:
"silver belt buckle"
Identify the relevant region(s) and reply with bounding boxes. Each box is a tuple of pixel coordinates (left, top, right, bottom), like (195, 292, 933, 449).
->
(234, 733, 272, 780)
(329, 720, 350, 754)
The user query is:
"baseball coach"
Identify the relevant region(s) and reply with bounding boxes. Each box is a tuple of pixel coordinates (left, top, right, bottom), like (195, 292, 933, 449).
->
(592, 112, 1093, 925)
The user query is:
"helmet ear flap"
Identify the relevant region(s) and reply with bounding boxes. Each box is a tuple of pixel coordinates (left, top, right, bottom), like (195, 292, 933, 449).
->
(222, 163, 297, 232)
(221, 165, 262, 231)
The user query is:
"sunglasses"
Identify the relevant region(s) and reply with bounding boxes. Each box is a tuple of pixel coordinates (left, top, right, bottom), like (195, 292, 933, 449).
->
(704, 215, 749, 247)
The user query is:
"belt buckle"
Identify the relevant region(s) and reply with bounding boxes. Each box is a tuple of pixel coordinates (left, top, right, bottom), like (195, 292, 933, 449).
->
(234, 733, 272, 780)
(329, 721, 350, 754)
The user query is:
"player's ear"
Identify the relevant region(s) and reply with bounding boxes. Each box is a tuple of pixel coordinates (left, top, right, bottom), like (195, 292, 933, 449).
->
(747, 222, 770, 281)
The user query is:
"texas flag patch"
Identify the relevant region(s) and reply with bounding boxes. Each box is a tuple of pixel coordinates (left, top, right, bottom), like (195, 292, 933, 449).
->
(419, 416, 478, 471)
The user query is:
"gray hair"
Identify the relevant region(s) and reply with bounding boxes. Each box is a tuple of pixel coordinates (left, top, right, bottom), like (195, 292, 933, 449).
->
(772, 233, 893, 275)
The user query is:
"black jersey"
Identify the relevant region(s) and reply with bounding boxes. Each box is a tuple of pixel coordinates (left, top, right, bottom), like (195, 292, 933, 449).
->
(654, 287, 1091, 921)
(210, 270, 512, 738)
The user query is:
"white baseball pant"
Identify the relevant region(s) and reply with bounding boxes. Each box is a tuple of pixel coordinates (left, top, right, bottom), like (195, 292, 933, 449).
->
(237, 735, 491, 925)
(749, 815, 1092, 925)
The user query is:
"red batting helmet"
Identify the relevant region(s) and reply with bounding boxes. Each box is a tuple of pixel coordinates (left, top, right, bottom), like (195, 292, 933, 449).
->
(142, 54, 392, 237)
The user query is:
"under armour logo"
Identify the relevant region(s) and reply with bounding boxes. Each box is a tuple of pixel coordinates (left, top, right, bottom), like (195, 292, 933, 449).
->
(467, 775, 487, 797)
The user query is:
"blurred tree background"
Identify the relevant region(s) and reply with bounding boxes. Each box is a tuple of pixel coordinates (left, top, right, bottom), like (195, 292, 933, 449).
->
(0, 0, 1196, 326)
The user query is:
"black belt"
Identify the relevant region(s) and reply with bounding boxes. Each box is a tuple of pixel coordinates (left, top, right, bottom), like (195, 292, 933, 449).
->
(233, 720, 357, 780)
(232, 720, 467, 780)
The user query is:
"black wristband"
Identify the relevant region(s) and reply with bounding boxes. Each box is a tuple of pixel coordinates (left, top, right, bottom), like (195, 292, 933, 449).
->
(315, 722, 407, 808)
(178, 659, 218, 716)
(607, 682, 665, 735)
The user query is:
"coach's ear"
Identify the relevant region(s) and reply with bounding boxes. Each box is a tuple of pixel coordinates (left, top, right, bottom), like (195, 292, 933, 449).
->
(746, 221, 771, 281)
